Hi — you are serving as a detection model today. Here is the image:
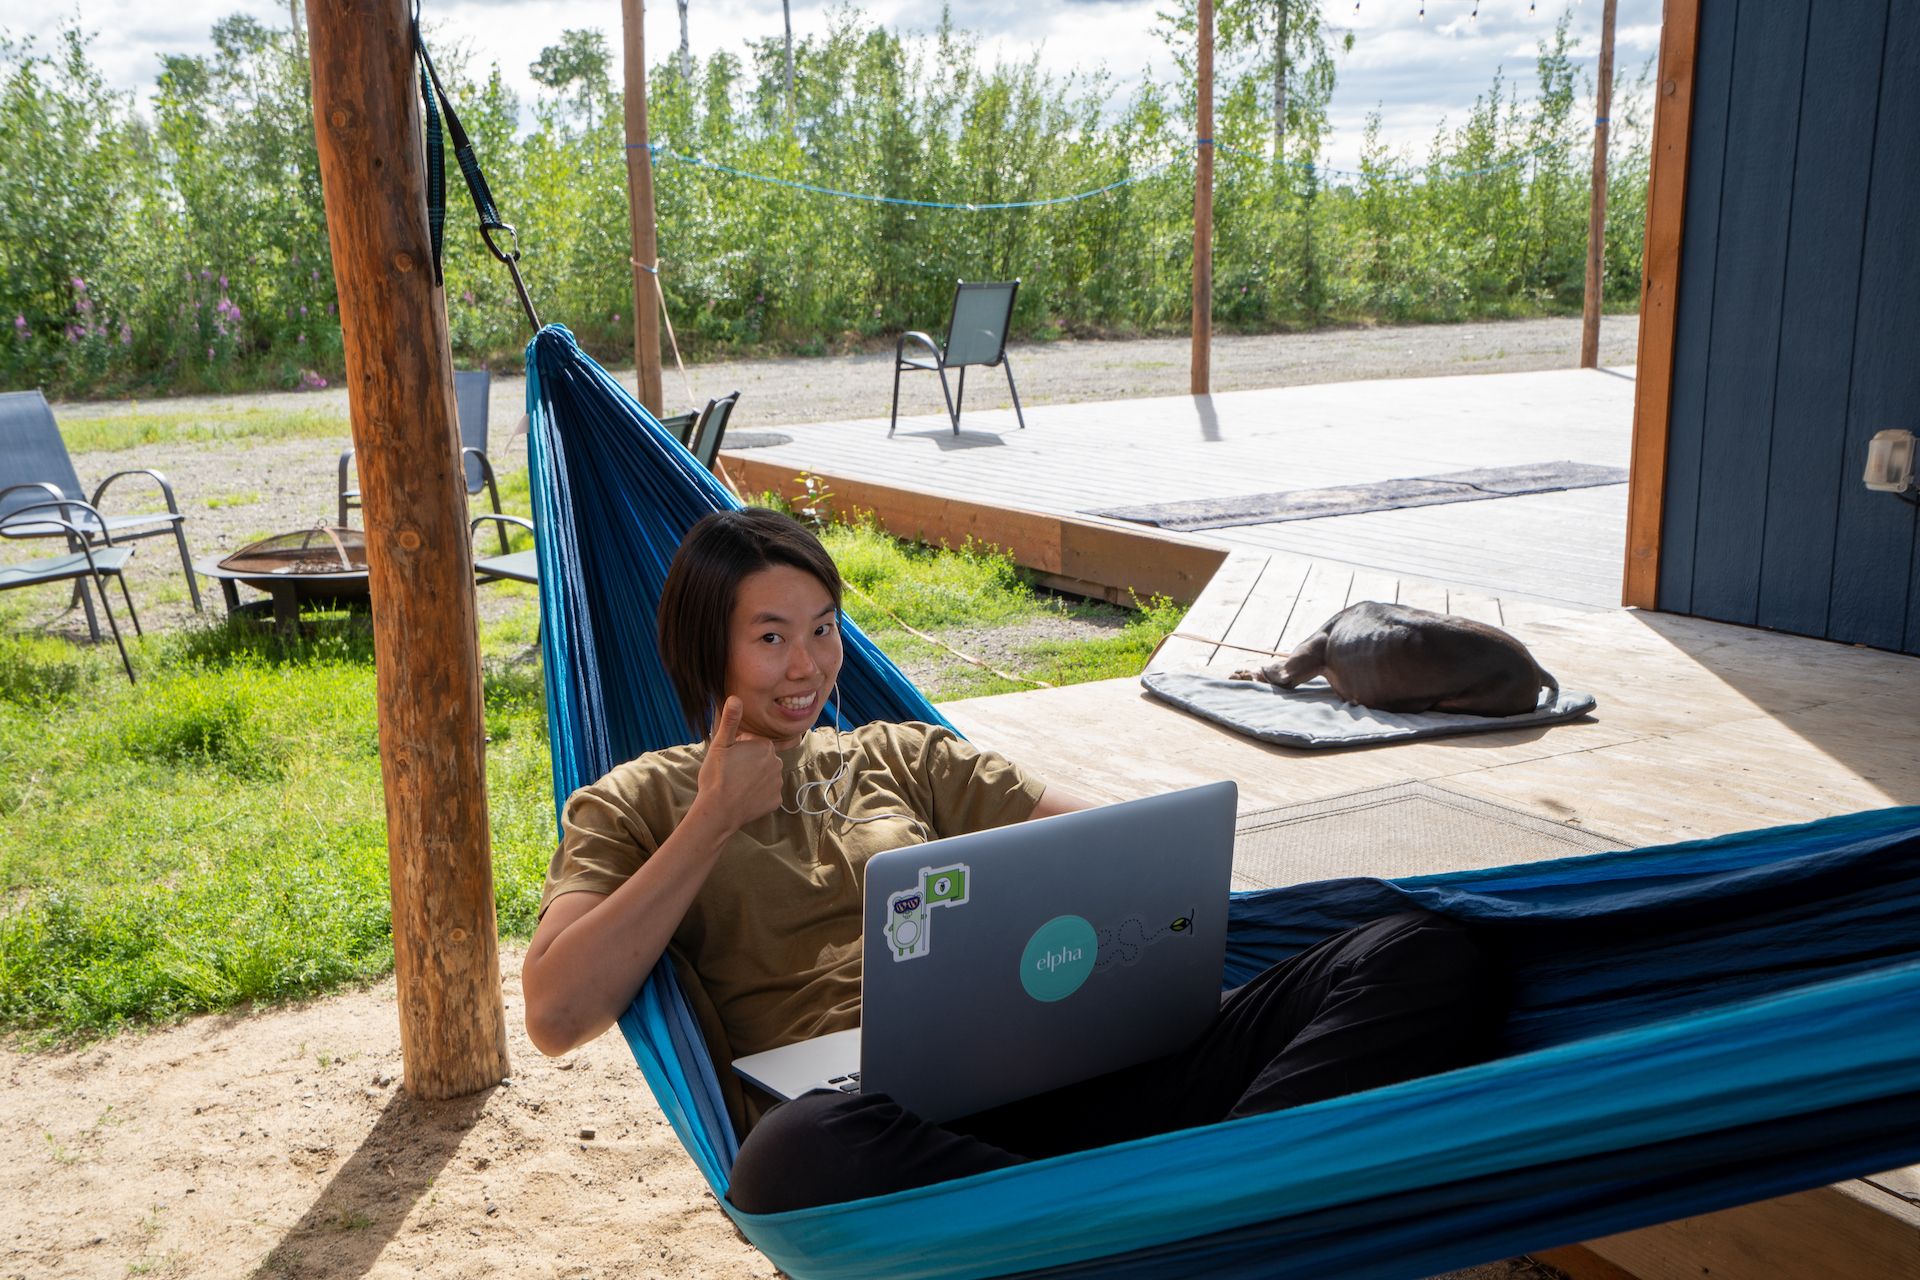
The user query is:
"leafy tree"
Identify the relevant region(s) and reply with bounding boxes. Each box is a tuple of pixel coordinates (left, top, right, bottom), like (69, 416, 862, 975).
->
(529, 29, 612, 132)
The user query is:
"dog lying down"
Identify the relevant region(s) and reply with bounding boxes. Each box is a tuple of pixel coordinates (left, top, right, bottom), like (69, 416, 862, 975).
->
(1231, 601, 1558, 718)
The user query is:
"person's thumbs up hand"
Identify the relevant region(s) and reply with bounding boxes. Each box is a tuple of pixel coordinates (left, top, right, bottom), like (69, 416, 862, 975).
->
(696, 697, 782, 830)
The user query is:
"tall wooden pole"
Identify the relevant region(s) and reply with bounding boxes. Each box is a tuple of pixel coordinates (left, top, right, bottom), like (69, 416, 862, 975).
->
(1191, 0, 1214, 396)
(307, 0, 509, 1100)
(1580, 0, 1619, 369)
(623, 0, 665, 415)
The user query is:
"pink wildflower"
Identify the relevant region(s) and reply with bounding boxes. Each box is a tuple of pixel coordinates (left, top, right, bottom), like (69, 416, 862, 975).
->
(207, 346, 215, 360)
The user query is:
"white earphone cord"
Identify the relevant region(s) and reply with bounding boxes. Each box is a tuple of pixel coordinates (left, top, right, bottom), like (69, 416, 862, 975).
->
(778, 686, 929, 842)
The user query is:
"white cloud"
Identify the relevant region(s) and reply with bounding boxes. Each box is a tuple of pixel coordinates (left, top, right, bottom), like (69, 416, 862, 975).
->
(4, 0, 1661, 171)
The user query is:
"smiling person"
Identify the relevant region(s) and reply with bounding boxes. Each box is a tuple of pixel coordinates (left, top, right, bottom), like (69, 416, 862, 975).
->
(522, 507, 1505, 1214)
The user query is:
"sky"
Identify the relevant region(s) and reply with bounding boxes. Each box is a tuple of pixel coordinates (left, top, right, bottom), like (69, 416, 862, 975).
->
(7, 0, 1662, 173)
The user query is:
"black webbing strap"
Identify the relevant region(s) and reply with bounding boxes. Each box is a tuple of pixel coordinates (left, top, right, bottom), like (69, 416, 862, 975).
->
(411, 6, 539, 327)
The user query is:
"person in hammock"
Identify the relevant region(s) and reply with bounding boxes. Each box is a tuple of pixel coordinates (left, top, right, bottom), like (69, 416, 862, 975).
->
(522, 507, 1504, 1213)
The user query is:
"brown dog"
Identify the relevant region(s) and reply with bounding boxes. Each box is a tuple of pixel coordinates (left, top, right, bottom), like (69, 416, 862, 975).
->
(1231, 601, 1558, 717)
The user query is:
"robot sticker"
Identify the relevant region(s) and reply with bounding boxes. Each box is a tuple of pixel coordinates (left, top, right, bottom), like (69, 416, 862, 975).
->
(884, 862, 971, 962)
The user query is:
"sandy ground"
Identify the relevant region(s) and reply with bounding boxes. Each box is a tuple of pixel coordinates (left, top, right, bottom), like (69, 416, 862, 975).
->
(1, 320, 1633, 1278)
(0, 952, 1564, 1280)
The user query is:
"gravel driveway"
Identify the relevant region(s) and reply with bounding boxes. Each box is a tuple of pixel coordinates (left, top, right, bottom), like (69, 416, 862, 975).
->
(31, 314, 1637, 642)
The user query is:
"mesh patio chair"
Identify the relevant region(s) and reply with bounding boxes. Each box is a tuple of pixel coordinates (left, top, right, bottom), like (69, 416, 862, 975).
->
(340, 369, 507, 551)
(0, 489, 141, 681)
(0, 389, 200, 612)
(889, 280, 1028, 436)
(660, 408, 700, 446)
(689, 391, 741, 471)
(471, 513, 538, 587)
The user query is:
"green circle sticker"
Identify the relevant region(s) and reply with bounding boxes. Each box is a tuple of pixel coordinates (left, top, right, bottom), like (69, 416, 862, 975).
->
(1020, 915, 1098, 1003)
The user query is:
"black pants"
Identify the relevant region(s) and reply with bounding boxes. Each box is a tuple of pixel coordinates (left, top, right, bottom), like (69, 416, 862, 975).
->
(728, 910, 1503, 1214)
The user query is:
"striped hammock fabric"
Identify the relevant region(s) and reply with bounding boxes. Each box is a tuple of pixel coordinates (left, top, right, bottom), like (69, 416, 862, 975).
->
(525, 325, 1920, 1280)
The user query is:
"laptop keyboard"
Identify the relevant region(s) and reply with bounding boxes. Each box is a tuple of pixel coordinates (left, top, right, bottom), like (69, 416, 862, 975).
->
(826, 1072, 861, 1093)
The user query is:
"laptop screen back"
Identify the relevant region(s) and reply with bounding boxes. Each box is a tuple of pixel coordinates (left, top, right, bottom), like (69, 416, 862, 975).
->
(858, 780, 1236, 1122)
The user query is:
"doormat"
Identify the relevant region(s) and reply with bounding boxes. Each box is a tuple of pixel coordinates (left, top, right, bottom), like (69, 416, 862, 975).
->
(1090, 461, 1628, 531)
(1231, 779, 1628, 891)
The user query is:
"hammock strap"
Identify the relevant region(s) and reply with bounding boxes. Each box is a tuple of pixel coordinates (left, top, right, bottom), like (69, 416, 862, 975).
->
(411, 6, 541, 330)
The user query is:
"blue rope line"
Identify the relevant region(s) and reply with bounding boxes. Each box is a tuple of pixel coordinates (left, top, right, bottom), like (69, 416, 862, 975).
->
(630, 142, 1178, 210)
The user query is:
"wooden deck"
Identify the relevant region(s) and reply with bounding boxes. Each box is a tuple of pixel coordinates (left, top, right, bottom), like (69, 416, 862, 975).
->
(723, 366, 1635, 610)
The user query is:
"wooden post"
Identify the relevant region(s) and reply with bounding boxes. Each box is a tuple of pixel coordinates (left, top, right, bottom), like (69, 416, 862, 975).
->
(623, 0, 665, 416)
(307, 0, 510, 1100)
(1191, 0, 1214, 396)
(1623, 0, 1701, 609)
(1580, 0, 1620, 369)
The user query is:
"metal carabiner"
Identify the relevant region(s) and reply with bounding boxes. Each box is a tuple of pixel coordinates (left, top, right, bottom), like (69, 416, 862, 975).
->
(479, 222, 541, 332)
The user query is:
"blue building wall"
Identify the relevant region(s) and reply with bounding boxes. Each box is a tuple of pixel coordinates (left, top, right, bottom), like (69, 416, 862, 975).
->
(1658, 0, 1920, 655)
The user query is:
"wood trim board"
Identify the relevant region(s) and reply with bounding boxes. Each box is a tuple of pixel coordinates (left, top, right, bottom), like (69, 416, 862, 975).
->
(1623, 0, 1702, 608)
(723, 455, 1228, 606)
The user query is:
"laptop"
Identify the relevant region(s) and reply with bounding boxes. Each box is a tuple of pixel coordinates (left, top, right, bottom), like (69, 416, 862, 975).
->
(731, 780, 1236, 1123)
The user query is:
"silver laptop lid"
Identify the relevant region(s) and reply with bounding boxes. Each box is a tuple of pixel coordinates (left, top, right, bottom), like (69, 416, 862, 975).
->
(859, 780, 1236, 1122)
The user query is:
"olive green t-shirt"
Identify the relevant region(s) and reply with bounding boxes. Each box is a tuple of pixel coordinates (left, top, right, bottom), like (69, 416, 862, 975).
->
(540, 720, 1045, 1063)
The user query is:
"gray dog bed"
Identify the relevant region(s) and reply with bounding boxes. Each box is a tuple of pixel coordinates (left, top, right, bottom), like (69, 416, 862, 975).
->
(1141, 670, 1597, 749)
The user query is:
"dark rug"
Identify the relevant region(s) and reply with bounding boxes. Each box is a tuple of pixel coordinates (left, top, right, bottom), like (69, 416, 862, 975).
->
(1089, 461, 1629, 531)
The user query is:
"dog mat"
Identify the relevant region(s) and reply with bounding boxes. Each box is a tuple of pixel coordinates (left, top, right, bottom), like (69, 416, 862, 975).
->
(1231, 780, 1628, 890)
(1089, 461, 1628, 531)
(1143, 669, 1597, 750)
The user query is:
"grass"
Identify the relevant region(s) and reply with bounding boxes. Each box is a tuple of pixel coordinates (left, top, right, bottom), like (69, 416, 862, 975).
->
(0, 517, 1182, 1042)
(0, 609, 556, 1043)
(57, 406, 348, 456)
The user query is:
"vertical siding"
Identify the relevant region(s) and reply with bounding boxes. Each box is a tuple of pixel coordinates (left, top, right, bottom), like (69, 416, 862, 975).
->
(1657, 0, 1738, 615)
(1756, 1, 1887, 637)
(1833, 1, 1920, 652)
(1690, 0, 1808, 625)
(1661, 0, 1920, 656)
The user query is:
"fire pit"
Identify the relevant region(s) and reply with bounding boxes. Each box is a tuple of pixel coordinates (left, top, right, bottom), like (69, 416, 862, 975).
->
(195, 526, 371, 633)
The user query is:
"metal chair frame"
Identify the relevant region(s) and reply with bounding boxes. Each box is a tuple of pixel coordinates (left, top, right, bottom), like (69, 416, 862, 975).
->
(889, 280, 1028, 436)
(0, 489, 142, 680)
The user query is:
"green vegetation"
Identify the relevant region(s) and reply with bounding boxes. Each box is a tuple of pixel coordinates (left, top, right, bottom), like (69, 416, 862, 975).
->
(0, 524, 1180, 1041)
(56, 406, 347, 455)
(821, 517, 1186, 698)
(2, 5, 1650, 397)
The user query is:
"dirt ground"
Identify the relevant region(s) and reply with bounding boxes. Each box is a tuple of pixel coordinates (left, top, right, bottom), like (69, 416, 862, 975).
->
(0, 951, 1571, 1280)
(2, 319, 1633, 1278)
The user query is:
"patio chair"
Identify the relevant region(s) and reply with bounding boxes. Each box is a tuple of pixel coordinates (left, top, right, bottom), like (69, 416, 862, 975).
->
(0, 389, 201, 612)
(0, 489, 141, 681)
(660, 407, 700, 446)
(340, 369, 507, 551)
(471, 513, 538, 587)
(889, 280, 1028, 437)
(689, 391, 741, 471)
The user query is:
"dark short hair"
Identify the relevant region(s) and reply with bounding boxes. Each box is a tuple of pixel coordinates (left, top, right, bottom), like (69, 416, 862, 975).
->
(658, 507, 843, 738)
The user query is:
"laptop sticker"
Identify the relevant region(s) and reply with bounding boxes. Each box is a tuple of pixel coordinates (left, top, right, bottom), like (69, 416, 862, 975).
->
(884, 862, 972, 962)
(1094, 910, 1198, 972)
(1020, 914, 1098, 1002)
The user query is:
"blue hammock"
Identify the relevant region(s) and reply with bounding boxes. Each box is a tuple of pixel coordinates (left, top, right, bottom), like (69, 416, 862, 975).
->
(525, 325, 1920, 1280)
